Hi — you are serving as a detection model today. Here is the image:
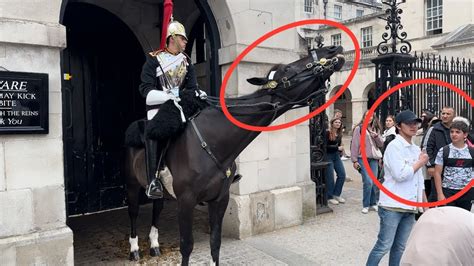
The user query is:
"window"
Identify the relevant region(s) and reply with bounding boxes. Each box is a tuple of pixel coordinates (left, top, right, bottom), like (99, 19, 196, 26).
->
(361, 26, 373, 48)
(427, 0, 443, 35)
(331, 34, 342, 46)
(334, 5, 342, 20)
(356, 9, 364, 17)
(304, 0, 313, 13)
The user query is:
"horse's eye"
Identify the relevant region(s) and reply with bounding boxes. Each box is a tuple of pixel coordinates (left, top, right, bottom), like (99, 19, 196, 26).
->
(284, 66, 291, 72)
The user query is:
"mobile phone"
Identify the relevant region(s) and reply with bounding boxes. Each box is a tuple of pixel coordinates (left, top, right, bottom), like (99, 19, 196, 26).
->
(356, 165, 362, 173)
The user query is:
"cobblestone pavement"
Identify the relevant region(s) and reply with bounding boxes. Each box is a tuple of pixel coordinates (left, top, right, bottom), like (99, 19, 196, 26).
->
(69, 137, 389, 265)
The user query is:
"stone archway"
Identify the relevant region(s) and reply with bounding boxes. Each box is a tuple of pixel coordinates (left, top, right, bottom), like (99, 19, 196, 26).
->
(61, 2, 146, 215)
(59, 0, 225, 216)
(362, 82, 376, 110)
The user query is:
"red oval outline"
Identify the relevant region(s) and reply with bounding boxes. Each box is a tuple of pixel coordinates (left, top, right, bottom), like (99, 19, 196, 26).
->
(219, 19, 361, 132)
(360, 78, 474, 208)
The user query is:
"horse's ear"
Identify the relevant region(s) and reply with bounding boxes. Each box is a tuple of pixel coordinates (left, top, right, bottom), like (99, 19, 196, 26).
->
(247, 77, 268, 86)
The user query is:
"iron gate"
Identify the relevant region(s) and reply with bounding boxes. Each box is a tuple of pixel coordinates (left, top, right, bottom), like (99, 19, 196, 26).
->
(411, 53, 473, 118)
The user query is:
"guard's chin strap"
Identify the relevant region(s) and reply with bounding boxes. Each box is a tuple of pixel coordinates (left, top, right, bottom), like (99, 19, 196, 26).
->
(311, 49, 319, 62)
(170, 34, 186, 54)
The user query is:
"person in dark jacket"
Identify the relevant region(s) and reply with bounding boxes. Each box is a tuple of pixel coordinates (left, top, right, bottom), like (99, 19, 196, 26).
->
(424, 106, 455, 202)
(325, 118, 347, 204)
(139, 20, 201, 199)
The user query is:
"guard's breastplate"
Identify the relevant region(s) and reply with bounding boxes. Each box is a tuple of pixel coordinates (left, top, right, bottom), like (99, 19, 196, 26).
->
(155, 51, 188, 97)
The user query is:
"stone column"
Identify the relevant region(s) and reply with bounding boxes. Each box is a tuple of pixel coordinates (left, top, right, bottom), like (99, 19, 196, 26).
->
(0, 0, 73, 264)
(351, 98, 368, 127)
(210, 0, 315, 239)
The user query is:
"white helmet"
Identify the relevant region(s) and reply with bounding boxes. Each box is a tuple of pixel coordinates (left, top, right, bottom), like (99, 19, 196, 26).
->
(166, 20, 187, 40)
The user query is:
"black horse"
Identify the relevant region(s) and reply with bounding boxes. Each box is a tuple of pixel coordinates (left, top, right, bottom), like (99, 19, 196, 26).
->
(125, 46, 345, 265)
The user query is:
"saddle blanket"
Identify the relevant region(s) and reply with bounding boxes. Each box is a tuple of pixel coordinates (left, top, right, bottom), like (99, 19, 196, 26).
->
(160, 167, 176, 199)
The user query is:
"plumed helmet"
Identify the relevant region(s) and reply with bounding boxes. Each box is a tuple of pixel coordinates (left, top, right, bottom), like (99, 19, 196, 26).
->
(166, 20, 187, 40)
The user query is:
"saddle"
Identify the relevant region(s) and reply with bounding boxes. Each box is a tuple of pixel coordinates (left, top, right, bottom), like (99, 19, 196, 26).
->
(124, 90, 242, 194)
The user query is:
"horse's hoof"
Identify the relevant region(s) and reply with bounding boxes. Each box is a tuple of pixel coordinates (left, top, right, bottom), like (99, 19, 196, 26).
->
(150, 247, 161, 257)
(129, 250, 140, 261)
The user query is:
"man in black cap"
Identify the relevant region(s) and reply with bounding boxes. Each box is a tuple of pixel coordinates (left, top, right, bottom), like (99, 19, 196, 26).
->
(367, 110, 429, 266)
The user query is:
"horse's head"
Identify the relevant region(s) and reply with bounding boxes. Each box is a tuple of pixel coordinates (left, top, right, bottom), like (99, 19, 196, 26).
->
(247, 45, 345, 107)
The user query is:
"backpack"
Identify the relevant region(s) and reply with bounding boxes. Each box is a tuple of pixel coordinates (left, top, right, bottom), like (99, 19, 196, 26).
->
(441, 145, 474, 177)
(351, 124, 385, 156)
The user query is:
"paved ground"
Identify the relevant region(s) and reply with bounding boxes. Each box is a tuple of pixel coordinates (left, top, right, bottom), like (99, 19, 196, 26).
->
(69, 136, 390, 265)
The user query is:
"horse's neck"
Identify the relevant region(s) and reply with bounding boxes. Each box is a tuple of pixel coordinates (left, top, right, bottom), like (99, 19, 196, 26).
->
(193, 104, 278, 163)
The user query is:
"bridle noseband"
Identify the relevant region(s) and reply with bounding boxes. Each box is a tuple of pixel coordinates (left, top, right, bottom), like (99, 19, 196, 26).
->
(262, 56, 339, 92)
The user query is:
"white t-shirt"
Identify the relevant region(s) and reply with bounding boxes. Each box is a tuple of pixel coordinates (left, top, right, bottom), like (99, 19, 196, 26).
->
(435, 143, 473, 190)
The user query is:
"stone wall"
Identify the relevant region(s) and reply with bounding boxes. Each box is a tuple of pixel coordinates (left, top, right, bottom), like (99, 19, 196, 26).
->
(208, 0, 317, 238)
(0, 0, 72, 264)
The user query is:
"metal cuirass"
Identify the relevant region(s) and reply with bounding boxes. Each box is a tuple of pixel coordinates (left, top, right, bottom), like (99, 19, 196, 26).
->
(155, 51, 188, 97)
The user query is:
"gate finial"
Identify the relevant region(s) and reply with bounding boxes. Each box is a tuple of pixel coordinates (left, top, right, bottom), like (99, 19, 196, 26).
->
(377, 0, 411, 55)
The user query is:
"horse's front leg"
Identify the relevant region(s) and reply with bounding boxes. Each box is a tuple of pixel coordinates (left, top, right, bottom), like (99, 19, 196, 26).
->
(178, 195, 197, 266)
(208, 193, 230, 266)
(127, 185, 141, 261)
(149, 198, 164, 257)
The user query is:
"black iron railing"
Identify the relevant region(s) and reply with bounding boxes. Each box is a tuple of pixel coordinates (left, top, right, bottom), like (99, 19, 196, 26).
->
(411, 53, 473, 118)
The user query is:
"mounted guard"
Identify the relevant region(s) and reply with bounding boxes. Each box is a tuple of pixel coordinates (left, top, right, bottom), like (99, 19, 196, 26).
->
(138, 18, 206, 199)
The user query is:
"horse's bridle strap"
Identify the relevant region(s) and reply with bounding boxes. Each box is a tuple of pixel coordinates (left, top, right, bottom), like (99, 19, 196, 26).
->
(269, 57, 337, 91)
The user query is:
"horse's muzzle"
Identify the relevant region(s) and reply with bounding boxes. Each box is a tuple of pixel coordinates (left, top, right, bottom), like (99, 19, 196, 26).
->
(333, 54, 345, 71)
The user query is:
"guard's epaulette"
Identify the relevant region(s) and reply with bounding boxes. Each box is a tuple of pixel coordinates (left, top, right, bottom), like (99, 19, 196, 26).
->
(148, 49, 165, 57)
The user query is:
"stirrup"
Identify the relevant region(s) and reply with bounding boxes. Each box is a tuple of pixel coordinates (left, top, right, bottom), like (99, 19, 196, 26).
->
(145, 178, 163, 199)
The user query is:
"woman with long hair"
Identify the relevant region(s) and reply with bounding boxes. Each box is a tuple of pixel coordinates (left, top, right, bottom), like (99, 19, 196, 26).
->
(382, 115, 396, 140)
(350, 111, 384, 214)
(326, 118, 347, 204)
(382, 115, 397, 153)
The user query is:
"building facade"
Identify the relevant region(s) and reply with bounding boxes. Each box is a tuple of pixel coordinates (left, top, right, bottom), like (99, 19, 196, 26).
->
(315, 0, 474, 129)
(298, 0, 381, 47)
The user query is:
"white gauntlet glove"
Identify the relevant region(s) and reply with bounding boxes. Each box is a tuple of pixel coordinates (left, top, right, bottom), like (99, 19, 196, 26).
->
(195, 90, 207, 100)
(146, 90, 174, 105)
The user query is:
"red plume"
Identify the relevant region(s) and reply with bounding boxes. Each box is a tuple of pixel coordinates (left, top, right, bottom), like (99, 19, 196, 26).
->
(160, 0, 174, 50)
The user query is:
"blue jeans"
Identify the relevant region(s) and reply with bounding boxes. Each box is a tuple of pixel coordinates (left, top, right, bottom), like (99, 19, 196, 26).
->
(326, 152, 346, 198)
(366, 207, 415, 266)
(358, 158, 379, 208)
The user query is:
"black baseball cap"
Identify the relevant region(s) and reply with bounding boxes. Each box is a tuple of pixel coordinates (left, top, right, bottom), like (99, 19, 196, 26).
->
(395, 110, 422, 124)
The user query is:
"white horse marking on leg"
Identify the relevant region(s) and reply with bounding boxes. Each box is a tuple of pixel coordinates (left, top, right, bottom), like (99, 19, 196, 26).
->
(129, 236, 139, 252)
(149, 226, 159, 248)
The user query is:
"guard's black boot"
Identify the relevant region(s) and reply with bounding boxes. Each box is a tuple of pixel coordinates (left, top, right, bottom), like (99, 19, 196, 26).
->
(145, 138, 163, 199)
